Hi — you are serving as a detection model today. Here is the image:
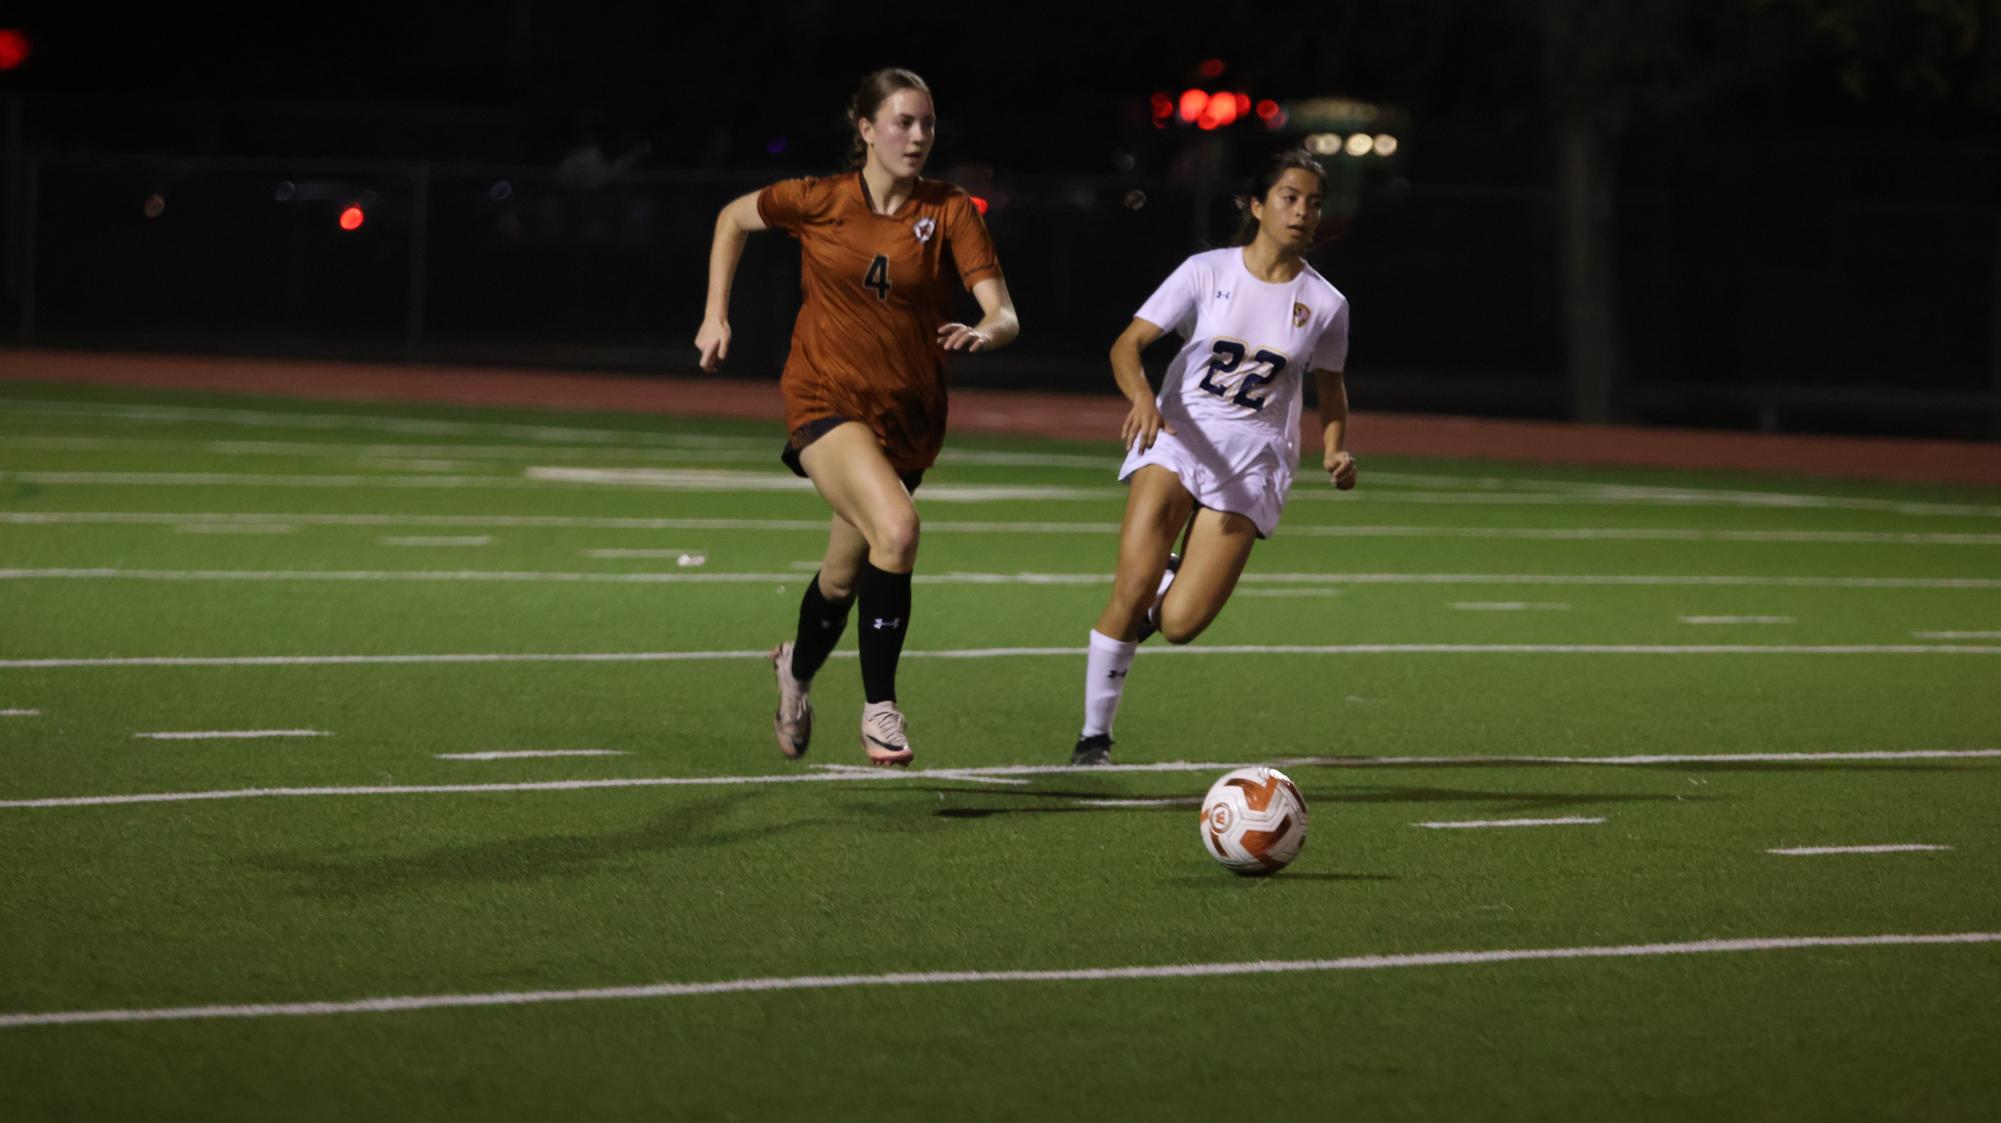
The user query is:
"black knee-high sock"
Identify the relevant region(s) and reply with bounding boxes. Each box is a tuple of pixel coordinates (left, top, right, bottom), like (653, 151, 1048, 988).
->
(789, 572, 855, 682)
(856, 562, 913, 704)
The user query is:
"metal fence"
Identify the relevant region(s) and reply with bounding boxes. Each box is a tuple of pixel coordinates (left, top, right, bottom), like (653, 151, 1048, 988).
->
(4, 150, 1997, 439)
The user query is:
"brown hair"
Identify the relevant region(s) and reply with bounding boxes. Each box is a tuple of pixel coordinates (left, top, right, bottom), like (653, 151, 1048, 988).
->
(845, 68, 933, 171)
(1231, 149, 1330, 246)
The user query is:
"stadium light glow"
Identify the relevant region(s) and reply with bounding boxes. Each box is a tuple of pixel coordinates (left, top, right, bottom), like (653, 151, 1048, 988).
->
(339, 205, 365, 231)
(1178, 89, 1208, 123)
(1306, 133, 1341, 155)
(1345, 133, 1374, 157)
(0, 30, 29, 71)
(1197, 58, 1225, 79)
(1255, 99, 1280, 121)
(1373, 134, 1399, 157)
(1150, 92, 1174, 121)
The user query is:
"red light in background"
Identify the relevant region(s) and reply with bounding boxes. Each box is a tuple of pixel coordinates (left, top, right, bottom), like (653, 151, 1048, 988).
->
(1178, 89, 1208, 123)
(1256, 99, 1280, 120)
(969, 196, 988, 216)
(1233, 93, 1251, 116)
(338, 205, 365, 231)
(1199, 93, 1239, 129)
(1197, 58, 1225, 79)
(1150, 92, 1174, 121)
(0, 29, 30, 71)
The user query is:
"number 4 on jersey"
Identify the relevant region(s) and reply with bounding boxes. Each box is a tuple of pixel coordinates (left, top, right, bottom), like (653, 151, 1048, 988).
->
(863, 254, 892, 301)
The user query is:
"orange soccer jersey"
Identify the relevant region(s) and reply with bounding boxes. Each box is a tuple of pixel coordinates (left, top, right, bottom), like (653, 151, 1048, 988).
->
(757, 174, 1001, 471)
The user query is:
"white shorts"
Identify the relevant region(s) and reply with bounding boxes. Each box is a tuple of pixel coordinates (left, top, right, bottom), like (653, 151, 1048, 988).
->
(1118, 428, 1292, 538)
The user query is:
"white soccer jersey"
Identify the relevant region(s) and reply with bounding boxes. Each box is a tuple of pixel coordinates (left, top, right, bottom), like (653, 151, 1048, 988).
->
(1117, 247, 1349, 536)
(1135, 246, 1349, 460)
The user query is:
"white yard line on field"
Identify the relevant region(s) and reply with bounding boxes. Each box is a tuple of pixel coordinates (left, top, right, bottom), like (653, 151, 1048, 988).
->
(354, 458, 468, 472)
(1767, 844, 1953, 856)
(2, 931, 1995, 1029)
(7, 511, 2001, 545)
(435, 750, 628, 761)
(1678, 616, 1797, 625)
(173, 523, 297, 535)
(1, 709, 40, 717)
(1912, 630, 2001, 639)
(2, 568, 1998, 590)
(6, 748, 1995, 810)
(1450, 602, 1571, 611)
(522, 466, 1118, 502)
(0, 400, 764, 447)
(377, 536, 495, 548)
(6, 644, 2001, 671)
(1416, 816, 1607, 830)
(134, 730, 329, 741)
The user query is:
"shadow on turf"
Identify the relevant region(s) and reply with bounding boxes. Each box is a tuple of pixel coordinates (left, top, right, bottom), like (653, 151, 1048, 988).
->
(1168, 872, 1398, 886)
(250, 792, 820, 898)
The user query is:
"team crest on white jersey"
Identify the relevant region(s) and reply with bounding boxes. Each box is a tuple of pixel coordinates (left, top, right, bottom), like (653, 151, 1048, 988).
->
(912, 217, 936, 244)
(1292, 302, 1310, 329)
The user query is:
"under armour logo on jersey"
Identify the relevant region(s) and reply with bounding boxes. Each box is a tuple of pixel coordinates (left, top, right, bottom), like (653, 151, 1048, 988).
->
(871, 617, 903, 630)
(1293, 302, 1310, 328)
(912, 217, 936, 244)
(1214, 290, 1232, 300)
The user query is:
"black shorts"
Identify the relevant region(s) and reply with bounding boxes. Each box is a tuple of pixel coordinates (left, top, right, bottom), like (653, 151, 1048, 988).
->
(780, 416, 925, 492)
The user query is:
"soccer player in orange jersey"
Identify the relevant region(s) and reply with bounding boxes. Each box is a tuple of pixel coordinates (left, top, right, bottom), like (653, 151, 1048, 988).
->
(696, 68, 1019, 767)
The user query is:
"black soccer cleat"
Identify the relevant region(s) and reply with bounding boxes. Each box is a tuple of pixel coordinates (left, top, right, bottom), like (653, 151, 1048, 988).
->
(1071, 733, 1115, 766)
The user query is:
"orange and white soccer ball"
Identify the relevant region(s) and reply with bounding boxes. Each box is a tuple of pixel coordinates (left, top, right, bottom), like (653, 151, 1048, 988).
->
(1198, 766, 1309, 875)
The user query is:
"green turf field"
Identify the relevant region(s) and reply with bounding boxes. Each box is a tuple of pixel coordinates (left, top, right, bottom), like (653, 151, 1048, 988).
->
(3, 380, 1998, 1121)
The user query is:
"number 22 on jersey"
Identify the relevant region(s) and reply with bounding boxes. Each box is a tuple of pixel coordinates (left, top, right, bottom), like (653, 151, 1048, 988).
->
(1197, 338, 1287, 410)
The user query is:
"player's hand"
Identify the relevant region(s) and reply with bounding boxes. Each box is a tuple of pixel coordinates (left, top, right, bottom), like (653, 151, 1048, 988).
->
(695, 317, 731, 372)
(1325, 449, 1357, 490)
(937, 323, 990, 352)
(1123, 399, 1175, 452)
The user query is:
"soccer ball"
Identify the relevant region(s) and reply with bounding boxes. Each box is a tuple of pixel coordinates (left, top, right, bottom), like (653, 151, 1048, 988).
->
(1198, 766, 1309, 875)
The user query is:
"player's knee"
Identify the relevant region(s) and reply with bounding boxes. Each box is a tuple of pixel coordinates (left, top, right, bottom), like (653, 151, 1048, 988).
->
(872, 508, 921, 568)
(817, 564, 859, 601)
(1158, 602, 1210, 645)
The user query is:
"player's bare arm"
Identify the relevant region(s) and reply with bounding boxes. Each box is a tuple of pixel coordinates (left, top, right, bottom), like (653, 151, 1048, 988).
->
(1316, 367, 1356, 489)
(1110, 316, 1174, 451)
(695, 191, 770, 372)
(937, 276, 1020, 352)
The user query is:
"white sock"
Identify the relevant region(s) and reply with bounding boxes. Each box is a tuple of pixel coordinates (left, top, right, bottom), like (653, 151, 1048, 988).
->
(1146, 563, 1177, 631)
(1081, 629, 1139, 738)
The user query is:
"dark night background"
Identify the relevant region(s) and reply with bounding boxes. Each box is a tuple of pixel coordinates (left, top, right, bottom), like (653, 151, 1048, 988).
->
(4, 1, 1999, 438)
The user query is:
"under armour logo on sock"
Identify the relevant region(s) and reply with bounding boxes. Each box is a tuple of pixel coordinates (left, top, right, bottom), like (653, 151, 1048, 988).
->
(871, 617, 903, 630)
(1107, 668, 1127, 680)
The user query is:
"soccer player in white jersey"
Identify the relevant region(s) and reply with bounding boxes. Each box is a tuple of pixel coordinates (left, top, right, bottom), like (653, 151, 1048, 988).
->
(1071, 150, 1356, 765)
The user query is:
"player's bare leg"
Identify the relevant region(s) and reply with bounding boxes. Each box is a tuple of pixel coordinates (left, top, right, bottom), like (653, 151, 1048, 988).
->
(1074, 465, 1195, 764)
(1155, 507, 1258, 645)
(798, 422, 919, 765)
(1095, 465, 1195, 641)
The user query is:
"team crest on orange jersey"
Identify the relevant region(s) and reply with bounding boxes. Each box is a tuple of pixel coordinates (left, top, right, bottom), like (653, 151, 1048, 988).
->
(1292, 302, 1310, 329)
(912, 217, 936, 244)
